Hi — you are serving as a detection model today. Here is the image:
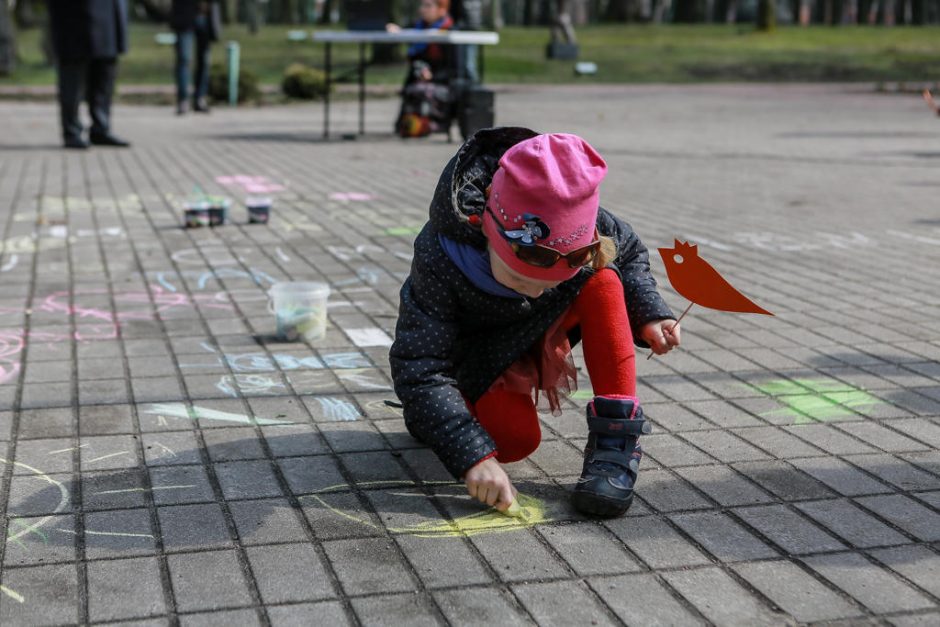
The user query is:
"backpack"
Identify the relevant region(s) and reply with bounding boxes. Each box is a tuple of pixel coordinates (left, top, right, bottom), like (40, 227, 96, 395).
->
(397, 81, 454, 138)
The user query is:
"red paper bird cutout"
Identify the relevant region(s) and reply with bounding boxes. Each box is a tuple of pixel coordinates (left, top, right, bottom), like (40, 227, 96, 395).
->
(658, 240, 773, 316)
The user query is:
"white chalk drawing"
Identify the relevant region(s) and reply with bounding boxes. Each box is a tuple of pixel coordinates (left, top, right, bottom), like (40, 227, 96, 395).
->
(333, 266, 383, 287)
(326, 244, 386, 262)
(887, 229, 940, 246)
(336, 368, 393, 391)
(217, 373, 289, 397)
(148, 267, 278, 293)
(329, 192, 376, 202)
(184, 342, 371, 374)
(346, 327, 394, 348)
(0, 254, 18, 272)
(680, 234, 734, 251)
(142, 403, 292, 425)
(275, 247, 291, 262)
(312, 397, 361, 421)
(170, 246, 254, 267)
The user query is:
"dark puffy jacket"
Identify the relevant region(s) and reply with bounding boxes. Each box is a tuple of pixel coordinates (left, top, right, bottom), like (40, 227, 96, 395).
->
(389, 127, 674, 479)
(48, 0, 128, 62)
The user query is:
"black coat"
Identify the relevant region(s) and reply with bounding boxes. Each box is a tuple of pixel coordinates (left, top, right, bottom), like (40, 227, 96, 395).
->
(389, 127, 675, 479)
(48, 0, 128, 62)
(170, 0, 222, 41)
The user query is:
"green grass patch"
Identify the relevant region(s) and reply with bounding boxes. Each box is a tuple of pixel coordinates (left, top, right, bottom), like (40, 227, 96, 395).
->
(6, 23, 940, 87)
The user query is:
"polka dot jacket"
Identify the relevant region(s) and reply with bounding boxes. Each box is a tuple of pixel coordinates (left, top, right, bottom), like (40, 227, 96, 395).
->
(389, 127, 675, 479)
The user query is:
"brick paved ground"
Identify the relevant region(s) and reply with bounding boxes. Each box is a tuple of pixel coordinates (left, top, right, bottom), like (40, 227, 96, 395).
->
(0, 84, 939, 625)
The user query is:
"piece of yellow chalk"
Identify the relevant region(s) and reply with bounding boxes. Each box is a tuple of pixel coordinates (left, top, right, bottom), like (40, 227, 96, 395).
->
(503, 498, 529, 521)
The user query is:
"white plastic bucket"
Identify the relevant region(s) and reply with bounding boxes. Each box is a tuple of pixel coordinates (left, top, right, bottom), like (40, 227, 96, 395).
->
(268, 281, 330, 342)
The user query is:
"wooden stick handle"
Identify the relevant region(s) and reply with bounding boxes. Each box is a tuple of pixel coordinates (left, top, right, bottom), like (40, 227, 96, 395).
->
(646, 302, 694, 360)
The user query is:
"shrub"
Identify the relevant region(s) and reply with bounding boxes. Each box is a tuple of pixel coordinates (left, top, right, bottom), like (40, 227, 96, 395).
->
(208, 62, 261, 104)
(281, 63, 330, 100)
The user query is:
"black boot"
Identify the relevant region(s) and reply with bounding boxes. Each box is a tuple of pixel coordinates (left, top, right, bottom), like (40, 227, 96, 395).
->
(572, 395, 650, 518)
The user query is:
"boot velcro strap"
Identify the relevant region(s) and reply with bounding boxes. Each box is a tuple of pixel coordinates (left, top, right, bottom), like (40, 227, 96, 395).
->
(588, 448, 636, 469)
(587, 415, 650, 437)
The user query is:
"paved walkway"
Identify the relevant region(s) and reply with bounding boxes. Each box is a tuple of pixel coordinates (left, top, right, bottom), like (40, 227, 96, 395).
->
(0, 84, 938, 625)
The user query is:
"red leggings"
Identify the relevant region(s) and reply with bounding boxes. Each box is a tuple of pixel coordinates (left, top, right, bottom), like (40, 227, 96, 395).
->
(469, 269, 636, 463)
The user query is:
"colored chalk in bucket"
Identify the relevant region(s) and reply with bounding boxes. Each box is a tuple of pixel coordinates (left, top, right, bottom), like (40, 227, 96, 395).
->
(246, 196, 272, 224)
(183, 200, 210, 228)
(268, 282, 330, 342)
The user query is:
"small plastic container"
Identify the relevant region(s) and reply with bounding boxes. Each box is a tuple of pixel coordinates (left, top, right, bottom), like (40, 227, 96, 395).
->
(183, 201, 210, 228)
(206, 196, 231, 227)
(245, 196, 272, 224)
(268, 281, 330, 342)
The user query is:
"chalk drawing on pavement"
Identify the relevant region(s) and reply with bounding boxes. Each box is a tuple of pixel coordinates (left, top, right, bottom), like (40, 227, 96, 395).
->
(142, 403, 293, 426)
(749, 378, 882, 425)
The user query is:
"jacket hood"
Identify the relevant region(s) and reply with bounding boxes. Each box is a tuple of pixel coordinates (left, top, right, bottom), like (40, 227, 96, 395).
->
(428, 126, 539, 247)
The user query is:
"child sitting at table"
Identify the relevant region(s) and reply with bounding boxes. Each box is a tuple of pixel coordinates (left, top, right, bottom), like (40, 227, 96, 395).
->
(386, 0, 455, 80)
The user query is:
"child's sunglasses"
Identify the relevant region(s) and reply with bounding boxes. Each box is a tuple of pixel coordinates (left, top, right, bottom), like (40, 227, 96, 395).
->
(484, 206, 601, 269)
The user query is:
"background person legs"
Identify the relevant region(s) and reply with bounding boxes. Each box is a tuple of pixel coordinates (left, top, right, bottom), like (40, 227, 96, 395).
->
(56, 61, 87, 148)
(174, 29, 194, 113)
(86, 57, 117, 142)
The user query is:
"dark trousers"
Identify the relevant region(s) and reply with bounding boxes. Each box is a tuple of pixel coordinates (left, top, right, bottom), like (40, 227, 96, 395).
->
(56, 57, 117, 141)
(174, 15, 212, 104)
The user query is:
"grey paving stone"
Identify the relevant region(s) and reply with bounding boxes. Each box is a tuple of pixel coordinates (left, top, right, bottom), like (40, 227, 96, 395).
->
(682, 430, 770, 463)
(590, 572, 704, 625)
(261, 424, 328, 457)
(79, 434, 140, 471)
(539, 522, 642, 576)
(167, 549, 253, 612)
(148, 463, 216, 505)
(730, 425, 826, 459)
(267, 601, 352, 627)
(87, 556, 167, 622)
(132, 376, 185, 404)
(733, 460, 836, 501)
(6, 471, 73, 516)
(803, 552, 935, 613)
(732, 504, 847, 554)
(342, 451, 411, 484)
(278, 455, 346, 495)
(322, 537, 416, 595)
(318, 421, 389, 453)
(846, 455, 940, 490)
(79, 378, 132, 405)
(634, 468, 713, 512)
(869, 544, 940, 599)
(245, 543, 336, 604)
(889, 613, 940, 627)
(351, 593, 442, 627)
(84, 507, 157, 559)
(669, 511, 778, 562)
(733, 560, 863, 622)
(301, 491, 386, 539)
(13, 437, 76, 474)
(158, 503, 232, 551)
(203, 427, 266, 461)
(17, 407, 74, 438)
(513, 580, 616, 626)
(661, 566, 781, 626)
(79, 403, 135, 434)
(673, 464, 775, 506)
(796, 499, 912, 548)
(837, 422, 932, 453)
(230, 498, 310, 545)
(789, 456, 893, 497)
(604, 515, 711, 569)
(783, 424, 878, 455)
(82, 469, 150, 510)
(433, 587, 531, 627)
(142, 430, 203, 466)
(469, 528, 570, 583)
(179, 609, 262, 627)
(890, 419, 940, 449)
(395, 534, 491, 589)
(214, 460, 284, 499)
(0, 563, 79, 624)
(855, 494, 940, 542)
(643, 433, 716, 467)
(3, 514, 76, 566)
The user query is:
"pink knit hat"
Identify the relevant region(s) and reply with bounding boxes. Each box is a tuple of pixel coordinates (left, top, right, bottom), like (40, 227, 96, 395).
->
(483, 133, 608, 282)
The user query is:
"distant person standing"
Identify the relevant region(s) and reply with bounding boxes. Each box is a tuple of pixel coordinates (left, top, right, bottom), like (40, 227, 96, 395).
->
(48, 0, 130, 149)
(451, 0, 483, 83)
(386, 0, 454, 80)
(171, 0, 222, 115)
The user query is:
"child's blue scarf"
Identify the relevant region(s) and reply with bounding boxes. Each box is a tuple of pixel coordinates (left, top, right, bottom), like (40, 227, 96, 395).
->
(408, 16, 450, 57)
(438, 234, 524, 299)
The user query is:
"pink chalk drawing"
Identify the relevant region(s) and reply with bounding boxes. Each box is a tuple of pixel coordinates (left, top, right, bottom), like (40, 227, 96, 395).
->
(0, 287, 233, 385)
(329, 192, 376, 202)
(215, 175, 285, 194)
(0, 331, 24, 385)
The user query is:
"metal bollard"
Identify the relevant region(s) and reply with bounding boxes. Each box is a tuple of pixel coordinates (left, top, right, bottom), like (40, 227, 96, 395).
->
(226, 41, 240, 107)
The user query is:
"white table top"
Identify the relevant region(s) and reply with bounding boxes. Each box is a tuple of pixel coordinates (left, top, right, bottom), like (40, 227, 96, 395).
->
(311, 29, 499, 45)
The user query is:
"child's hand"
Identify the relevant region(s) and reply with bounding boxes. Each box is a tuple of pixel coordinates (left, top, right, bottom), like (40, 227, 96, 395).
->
(463, 457, 517, 512)
(385, 23, 401, 32)
(640, 318, 681, 355)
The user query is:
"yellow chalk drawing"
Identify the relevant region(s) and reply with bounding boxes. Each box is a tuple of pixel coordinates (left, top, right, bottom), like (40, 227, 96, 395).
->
(306, 480, 551, 538)
(0, 585, 25, 603)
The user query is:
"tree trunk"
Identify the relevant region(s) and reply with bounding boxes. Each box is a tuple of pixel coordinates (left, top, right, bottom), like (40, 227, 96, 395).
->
(652, 0, 672, 21)
(0, 0, 15, 76)
(757, 0, 775, 28)
(841, 0, 857, 20)
(883, 0, 895, 22)
(604, 0, 631, 19)
(673, 0, 699, 21)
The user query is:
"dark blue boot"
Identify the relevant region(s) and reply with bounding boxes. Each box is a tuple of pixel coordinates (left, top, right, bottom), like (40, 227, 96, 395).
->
(572, 395, 650, 517)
